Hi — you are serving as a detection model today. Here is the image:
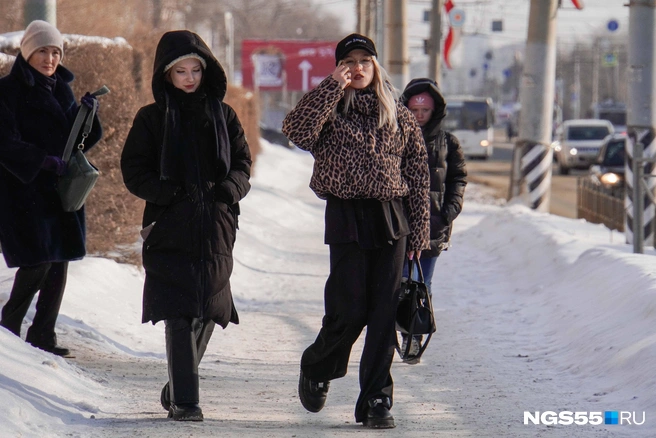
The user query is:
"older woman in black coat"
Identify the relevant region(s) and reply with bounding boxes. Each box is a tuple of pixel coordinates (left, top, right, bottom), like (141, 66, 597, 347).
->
(121, 30, 251, 421)
(0, 20, 101, 357)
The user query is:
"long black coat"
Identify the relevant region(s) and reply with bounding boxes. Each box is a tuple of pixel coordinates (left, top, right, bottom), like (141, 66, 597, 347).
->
(0, 55, 101, 268)
(401, 78, 467, 258)
(121, 31, 251, 327)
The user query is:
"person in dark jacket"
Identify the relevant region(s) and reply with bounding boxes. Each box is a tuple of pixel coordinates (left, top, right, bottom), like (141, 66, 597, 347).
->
(0, 20, 102, 357)
(282, 33, 429, 429)
(121, 30, 251, 422)
(399, 77, 467, 364)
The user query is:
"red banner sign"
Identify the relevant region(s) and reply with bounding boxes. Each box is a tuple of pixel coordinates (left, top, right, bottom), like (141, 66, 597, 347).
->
(242, 39, 338, 92)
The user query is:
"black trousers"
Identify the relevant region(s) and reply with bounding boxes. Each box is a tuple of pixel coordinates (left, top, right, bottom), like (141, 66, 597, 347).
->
(0, 262, 68, 347)
(165, 317, 215, 404)
(301, 237, 406, 423)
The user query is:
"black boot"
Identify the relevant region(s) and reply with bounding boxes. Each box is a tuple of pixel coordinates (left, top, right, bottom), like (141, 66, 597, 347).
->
(160, 382, 170, 411)
(363, 397, 395, 429)
(29, 341, 71, 357)
(168, 403, 203, 421)
(298, 369, 330, 413)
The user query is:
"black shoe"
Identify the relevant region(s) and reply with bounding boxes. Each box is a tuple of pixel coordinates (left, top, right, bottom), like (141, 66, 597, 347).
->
(160, 383, 170, 411)
(168, 403, 203, 421)
(298, 369, 330, 413)
(31, 343, 71, 357)
(363, 398, 395, 429)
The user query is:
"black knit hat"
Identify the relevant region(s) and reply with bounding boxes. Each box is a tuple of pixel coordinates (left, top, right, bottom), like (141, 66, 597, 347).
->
(335, 33, 377, 65)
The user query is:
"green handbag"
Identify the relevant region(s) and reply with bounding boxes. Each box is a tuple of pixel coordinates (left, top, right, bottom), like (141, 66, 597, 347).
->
(57, 86, 109, 212)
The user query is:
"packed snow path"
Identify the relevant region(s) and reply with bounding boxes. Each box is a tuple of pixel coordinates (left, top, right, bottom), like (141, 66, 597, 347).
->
(0, 141, 653, 437)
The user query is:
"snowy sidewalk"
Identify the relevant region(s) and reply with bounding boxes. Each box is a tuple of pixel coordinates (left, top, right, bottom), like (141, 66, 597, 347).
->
(0, 141, 654, 437)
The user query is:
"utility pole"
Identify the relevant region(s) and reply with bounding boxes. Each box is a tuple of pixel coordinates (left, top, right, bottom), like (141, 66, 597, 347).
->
(626, 0, 656, 253)
(358, 0, 367, 34)
(224, 12, 234, 83)
(357, 0, 375, 36)
(508, 0, 558, 212)
(385, 0, 408, 90)
(375, 0, 385, 67)
(592, 41, 599, 108)
(24, 0, 57, 26)
(428, 0, 444, 82)
(573, 51, 581, 118)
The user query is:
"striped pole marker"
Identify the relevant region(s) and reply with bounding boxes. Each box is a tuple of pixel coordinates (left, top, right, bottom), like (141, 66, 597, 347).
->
(520, 140, 553, 212)
(625, 128, 656, 247)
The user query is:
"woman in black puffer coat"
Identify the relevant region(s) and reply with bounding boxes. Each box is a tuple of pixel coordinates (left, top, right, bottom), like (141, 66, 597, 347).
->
(399, 78, 467, 363)
(401, 78, 467, 288)
(0, 20, 102, 358)
(121, 30, 251, 421)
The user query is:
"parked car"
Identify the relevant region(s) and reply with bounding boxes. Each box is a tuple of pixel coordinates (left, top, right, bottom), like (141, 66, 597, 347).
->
(552, 119, 614, 175)
(589, 133, 626, 191)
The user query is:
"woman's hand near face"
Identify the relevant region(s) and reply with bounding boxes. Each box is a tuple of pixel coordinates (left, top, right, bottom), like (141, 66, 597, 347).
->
(332, 64, 351, 89)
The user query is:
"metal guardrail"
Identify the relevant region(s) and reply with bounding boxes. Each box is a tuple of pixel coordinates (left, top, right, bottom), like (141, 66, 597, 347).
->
(576, 177, 625, 232)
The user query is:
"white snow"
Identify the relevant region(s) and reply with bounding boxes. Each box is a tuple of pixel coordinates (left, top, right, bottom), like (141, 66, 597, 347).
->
(0, 32, 131, 52)
(1, 139, 654, 437)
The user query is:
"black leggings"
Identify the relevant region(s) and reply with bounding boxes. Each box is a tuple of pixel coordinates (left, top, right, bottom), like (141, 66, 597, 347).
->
(0, 262, 68, 347)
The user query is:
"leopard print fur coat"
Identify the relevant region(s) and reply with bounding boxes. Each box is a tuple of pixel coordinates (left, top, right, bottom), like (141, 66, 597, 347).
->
(282, 76, 430, 251)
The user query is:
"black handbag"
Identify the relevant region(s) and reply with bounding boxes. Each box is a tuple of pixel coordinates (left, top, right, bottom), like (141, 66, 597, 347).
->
(395, 257, 436, 360)
(57, 86, 109, 212)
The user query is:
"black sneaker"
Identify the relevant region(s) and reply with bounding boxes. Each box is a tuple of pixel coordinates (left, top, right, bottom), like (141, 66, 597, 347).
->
(298, 369, 330, 413)
(168, 403, 203, 421)
(363, 397, 395, 429)
(160, 382, 170, 411)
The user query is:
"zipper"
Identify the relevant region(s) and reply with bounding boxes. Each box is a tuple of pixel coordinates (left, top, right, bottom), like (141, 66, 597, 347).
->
(191, 122, 206, 318)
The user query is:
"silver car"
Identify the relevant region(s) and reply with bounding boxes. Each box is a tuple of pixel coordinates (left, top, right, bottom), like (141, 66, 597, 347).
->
(552, 119, 614, 175)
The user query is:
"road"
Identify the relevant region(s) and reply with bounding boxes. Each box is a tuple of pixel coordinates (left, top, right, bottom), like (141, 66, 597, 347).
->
(465, 130, 579, 219)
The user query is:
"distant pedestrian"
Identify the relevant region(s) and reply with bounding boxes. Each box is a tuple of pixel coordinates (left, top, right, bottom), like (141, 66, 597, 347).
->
(121, 30, 251, 421)
(0, 20, 102, 357)
(282, 33, 430, 429)
(400, 78, 467, 364)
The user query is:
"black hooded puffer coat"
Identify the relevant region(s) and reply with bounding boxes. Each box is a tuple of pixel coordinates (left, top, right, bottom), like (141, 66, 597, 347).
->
(121, 30, 251, 326)
(401, 78, 467, 257)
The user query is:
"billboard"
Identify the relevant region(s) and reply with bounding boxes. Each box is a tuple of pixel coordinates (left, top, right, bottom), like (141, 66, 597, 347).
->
(242, 39, 338, 92)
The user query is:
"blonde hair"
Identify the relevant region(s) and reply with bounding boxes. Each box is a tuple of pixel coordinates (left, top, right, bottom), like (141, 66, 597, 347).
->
(334, 57, 398, 132)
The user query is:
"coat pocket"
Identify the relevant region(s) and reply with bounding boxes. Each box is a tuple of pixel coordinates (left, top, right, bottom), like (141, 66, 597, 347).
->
(143, 199, 194, 254)
(210, 202, 237, 256)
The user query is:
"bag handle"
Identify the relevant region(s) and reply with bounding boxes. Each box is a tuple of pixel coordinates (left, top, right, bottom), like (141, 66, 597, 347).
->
(61, 85, 110, 163)
(407, 256, 425, 284)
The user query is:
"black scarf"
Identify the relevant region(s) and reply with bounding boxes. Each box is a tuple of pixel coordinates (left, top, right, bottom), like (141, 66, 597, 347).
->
(160, 83, 231, 183)
(30, 65, 57, 94)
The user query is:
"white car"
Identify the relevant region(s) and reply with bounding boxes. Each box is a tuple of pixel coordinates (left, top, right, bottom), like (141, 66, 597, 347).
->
(552, 119, 614, 175)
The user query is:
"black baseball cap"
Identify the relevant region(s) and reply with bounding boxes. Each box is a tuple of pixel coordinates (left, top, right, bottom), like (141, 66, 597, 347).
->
(335, 33, 377, 65)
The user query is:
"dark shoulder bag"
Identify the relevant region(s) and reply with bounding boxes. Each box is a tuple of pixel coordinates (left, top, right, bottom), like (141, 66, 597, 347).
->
(396, 257, 437, 360)
(57, 86, 109, 212)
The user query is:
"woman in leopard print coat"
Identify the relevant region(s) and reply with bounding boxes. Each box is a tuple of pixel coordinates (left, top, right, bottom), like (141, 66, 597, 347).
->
(282, 33, 429, 429)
